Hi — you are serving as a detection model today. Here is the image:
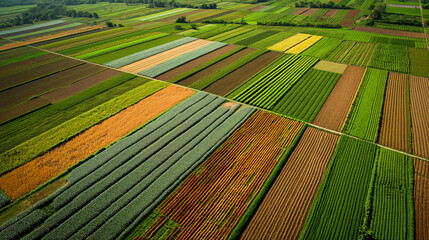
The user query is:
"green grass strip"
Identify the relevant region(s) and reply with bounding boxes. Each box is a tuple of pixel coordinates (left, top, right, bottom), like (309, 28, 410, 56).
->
(0, 80, 168, 176)
(169, 45, 246, 83)
(189, 49, 267, 90)
(77, 32, 168, 60)
(227, 124, 307, 240)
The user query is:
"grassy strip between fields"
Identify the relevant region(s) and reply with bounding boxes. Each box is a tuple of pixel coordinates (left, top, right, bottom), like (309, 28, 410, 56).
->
(227, 124, 307, 240)
(189, 49, 268, 90)
(169, 45, 246, 83)
(0, 80, 168, 176)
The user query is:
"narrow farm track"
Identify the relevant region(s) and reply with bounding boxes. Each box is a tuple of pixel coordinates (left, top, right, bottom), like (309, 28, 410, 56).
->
(379, 72, 409, 152)
(312, 65, 365, 131)
(409, 75, 429, 158)
(414, 158, 429, 240)
(240, 127, 339, 240)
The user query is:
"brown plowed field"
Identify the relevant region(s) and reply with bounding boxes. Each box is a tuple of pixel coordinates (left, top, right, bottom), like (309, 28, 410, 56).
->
(301, 8, 319, 16)
(353, 25, 426, 39)
(324, 9, 338, 17)
(156, 45, 237, 81)
(378, 72, 409, 152)
(414, 158, 429, 240)
(409, 75, 429, 158)
(204, 51, 283, 96)
(293, 8, 309, 15)
(0, 25, 104, 51)
(0, 53, 63, 78)
(341, 19, 355, 27)
(240, 127, 339, 240)
(41, 69, 121, 103)
(250, 5, 268, 11)
(0, 46, 38, 60)
(0, 58, 82, 91)
(158, 9, 204, 22)
(119, 39, 212, 73)
(0, 63, 103, 110)
(0, 85, 195, 200)
(177, 48, 255, 86)
(0, 98, 50, 124)
(344, 9, 360, 19)
(312, 65, 365, 131)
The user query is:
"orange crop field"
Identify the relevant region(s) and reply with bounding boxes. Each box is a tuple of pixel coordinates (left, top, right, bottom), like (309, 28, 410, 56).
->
(0, 85, 194, 200)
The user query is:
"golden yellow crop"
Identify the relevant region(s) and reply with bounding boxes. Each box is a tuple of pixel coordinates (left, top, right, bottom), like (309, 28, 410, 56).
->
(286, 35, 323, 54)
(268, 33, 311, 52)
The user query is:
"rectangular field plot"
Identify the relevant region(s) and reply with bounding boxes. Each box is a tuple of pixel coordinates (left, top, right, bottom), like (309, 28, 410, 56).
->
(369, 43, 409, 73)
(409, 75, 429, 158)
(326, 40, 376, 67)
(268, 33, 311, 52)
(414, 159, 429, 240)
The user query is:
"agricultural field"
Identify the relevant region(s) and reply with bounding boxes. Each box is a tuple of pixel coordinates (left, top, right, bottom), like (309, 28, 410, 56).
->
(0, 1, 428, 239)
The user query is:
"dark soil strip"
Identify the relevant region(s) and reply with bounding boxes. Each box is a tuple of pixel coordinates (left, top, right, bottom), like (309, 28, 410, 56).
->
(0, 46, 38, 60)
(41, 69, 121, 103)
(0, 63, 104, 110)
(156, 45, 237, 81)
(292, 8, 309, 15)
(31, 28, 108, 46)
(301, 8, 319, 16)
(0, 53, 64, 78)
(177, 48, 255, 86)
(341, 19, 355, 27)
(0, 58, 83, 91)
(324, 9, 338, 17)
(344, 9, 360, 19)
(0, 98, 50, 124)
(194, 10, 234, 23)
(204, 51, 283, 96)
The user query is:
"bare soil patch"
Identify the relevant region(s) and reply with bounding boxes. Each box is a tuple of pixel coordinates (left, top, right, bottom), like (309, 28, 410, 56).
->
(293, 8, 309, 15)
(204, 51, 283, 96)
(344, 9, 360, 19)
(324, 9, 338, 17)
(409, 75, 429, 158)
(353, 25, 425, 38)
(312, 65, 365, 131)
(414, 158, 429, 240)
(341, 19, 355, 27)
(0, 53, 62, 78)
(301, 8, 319, 16)
(379, 72, 409, 152)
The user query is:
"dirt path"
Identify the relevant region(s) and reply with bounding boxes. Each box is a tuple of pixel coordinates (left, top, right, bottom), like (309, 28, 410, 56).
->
(409, 75, 429, 158)
(414, 158, 429, 240)
(240, 127, 339, 240)
(312, 65, 365, 131)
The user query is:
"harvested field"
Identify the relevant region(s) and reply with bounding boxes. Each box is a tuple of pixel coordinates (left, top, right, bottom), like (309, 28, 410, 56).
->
(353, 25, 426, 39)
(414, 158, 429, 240)
(313, 60, 347, 74)
(379, 72, 409, 152)
(293, 8, 309, 15)
(0, 58, 82, 92)
(156, 45, 237, 81)
(0, 63, 104, 110)
(341, 20, 355, 27)
(324, 9, 338, 17)
(40, 69, 122, 103)
(204, 51, 283, 96)
(0, 85, 195, 200)
(119, 39, 212, 73)
(301, 8, 319, 16)
(0, 98, 50, 124)
(0, 25, 105, 51)
(157, 9, 204, 22)
(177, 48, 255, 86)
(409, 75, 429, 158)
(313, 65, 365, 131)
(0, 53, 62, 78)
(240, 127, 339, 240)
(344, 9, 360, 19)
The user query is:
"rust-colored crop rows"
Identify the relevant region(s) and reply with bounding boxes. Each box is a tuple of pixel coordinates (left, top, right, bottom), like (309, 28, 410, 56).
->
(312, 65, 365, 131)
(409, 75, 429, 158)
(0, 85, 195, 200)
(414, 158, 429, 240)
(133, 111, 303, 240)
(379, 72, 409, 152)
(240, 127, 339, 240)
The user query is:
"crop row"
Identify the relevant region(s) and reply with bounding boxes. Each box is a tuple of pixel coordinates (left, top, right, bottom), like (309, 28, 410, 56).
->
(301, 37, 342, 59)
(343, 68, 388, 142)
(126, 110, 303, 240)
(0, 92, 255, 240)
(326, 41, 376, 66)
(233, 54, 318, 109)
(408, 47, 429, 77)
(234, 30, 278, 46)
(369, 43, 409, 73)
(207, 27, 253, 42)
(285, 35, 323, 54)
(273, 69, 341, 122)
(133, 8, 194, 21)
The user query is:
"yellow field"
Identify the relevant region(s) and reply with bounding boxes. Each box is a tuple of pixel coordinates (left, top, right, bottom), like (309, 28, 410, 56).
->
(286, 35, 323, 54)
(267, 33, 311, 52)
(313, 60, 348, 74)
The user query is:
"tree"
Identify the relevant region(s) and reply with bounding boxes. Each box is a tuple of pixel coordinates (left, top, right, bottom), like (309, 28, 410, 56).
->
(191, 24, 197, 29)
(176, 16, 188, 23)
(175, 25, 183, 30)
(106, 21, 114, 27)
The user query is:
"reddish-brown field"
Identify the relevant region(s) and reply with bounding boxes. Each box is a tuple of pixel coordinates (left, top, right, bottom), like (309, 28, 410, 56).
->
(344, 9, 360, 19)
(312, 65, 365, 131)
(414, 158, 429, 240)
(301, 8, 319, 16)
(293, 8, 309, 15)
(353, 25, 426, 39)
(156, 45, 237, 81)
(119, 39, 212, 73)
(324, 9, 338, 17)
(379, 72, 409, 152)
(0, 85, 195, 200)
(204, 51, 283, 96)
(178, 48, 255, 86)
(0, 58, 82, 91)
(341, 20, 355, 27)
(409, 75, 429, 158)
(240, 127, 339, 240)
(250, 5, 268, 11)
